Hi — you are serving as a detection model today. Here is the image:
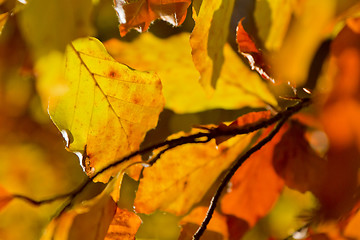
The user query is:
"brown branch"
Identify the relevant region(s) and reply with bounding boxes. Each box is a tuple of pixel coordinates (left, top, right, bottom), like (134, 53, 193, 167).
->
(191, 99, 311, 240)
(12, 98, 310, 216)
(192, 118, 287, 240)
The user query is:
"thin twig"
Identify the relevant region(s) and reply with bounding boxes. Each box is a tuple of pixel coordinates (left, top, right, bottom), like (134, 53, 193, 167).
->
(192, 118, 287, 240)
(12, 99, 310, 215)
(192, 99, 311, 240)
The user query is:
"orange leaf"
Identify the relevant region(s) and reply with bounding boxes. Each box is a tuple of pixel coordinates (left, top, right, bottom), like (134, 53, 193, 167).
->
(273, 121, 326, 193)
(114, 0, 191, 37)
(216, 111, 272, 145)
(221, 127, 285, 227)
(0, 186, 13, 211)
(236, 18, 274, 83)
(315, 19, 360, 220)
(105, 208, 142, 240)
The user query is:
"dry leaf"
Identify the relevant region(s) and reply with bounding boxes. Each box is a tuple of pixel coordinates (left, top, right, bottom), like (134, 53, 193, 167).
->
(221, 127, 285, 227)
(113, 0, 191, 36)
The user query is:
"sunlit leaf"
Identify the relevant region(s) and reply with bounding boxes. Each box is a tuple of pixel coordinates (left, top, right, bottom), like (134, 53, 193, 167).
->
(0, 12, 8, 35)
(344, 205, 360, 239)
(113, 0, 191, 37)
(270, 0, 360, 86)
(179, 207, 229, 240)
(104, 33, 277, 114)
(190, 0, 235, 93)
(273, 121, 326, 193)
(236, 18, 274, 83)
(254, 0, 294, 51)
(221, 127, 285, 227)
(48, 37, 164, 182)
(105, 208, 141, 240)
(134, 130, 255, 215)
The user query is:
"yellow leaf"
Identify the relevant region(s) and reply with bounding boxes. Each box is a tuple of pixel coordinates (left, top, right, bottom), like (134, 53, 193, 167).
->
(48, 37, 164, 182)
(190, 0, 235, 93)
(134, 131, 255, 215)
(254, 0, 294, 51)
(40, 177, 120, 240)
(0, 12, 8, 35)
(269, 0, 360, 86)
(104, 33, 277, 114)
(18, 0, 93, 58)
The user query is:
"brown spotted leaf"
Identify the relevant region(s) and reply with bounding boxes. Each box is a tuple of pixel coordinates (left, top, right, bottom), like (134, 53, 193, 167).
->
(113, 0, 191, 37)
(48, 37, 164, 182)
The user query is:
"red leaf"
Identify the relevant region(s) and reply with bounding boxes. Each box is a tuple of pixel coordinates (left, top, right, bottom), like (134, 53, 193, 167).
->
(236, 18, 274, 83)
(221, 126, 285, 227)
(114, 0, 191, 37)
(273, 121, 327, 193)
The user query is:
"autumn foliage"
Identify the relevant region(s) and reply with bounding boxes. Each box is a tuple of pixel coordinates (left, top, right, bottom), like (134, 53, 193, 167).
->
(1, 0, 360, 239)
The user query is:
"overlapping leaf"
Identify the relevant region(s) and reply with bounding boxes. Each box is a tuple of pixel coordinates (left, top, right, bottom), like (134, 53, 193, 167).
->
(48, 37, 164, 182)
(104, 33, 277, 114)
(41, 177, 120, 240)
(134, 130, 255, 215)
(105, 207, 141, 240)
(221, 127, 285, 227)
(315, 19, 360, 220)
(236, 19, 274, 83)
(113, 0, 191, 36)
(267, 0, 360, 86)
(273, 121, 326, 193)
(190, 0, 235, 93)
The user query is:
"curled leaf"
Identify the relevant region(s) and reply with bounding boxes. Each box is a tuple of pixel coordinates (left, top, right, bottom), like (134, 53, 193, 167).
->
(236, 18, 274, 83)
(113, 0, 191, 36)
